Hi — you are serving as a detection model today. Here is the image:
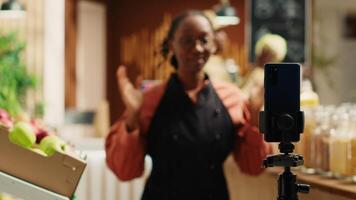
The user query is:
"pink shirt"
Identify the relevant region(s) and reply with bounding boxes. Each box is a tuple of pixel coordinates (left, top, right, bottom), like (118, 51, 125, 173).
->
(105, 80, 272, 181)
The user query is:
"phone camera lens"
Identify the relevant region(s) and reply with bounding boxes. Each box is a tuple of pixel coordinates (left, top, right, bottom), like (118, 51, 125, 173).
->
(270, 66, 278, 85)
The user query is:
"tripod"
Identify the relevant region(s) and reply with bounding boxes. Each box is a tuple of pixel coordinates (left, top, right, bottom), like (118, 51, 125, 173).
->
(263, 141, 310, 200)
(260, 111, 310, 200)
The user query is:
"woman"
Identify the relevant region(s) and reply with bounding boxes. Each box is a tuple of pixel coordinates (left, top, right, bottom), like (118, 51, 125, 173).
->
(106, 10, 271, 200)
(240, 33, 287, 96)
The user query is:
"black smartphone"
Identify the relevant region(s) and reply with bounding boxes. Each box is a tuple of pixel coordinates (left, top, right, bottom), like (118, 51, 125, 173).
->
(263, 63, 302, 142)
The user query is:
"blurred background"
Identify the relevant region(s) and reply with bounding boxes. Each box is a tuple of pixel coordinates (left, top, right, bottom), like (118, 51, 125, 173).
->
(1, 0, 356, 200)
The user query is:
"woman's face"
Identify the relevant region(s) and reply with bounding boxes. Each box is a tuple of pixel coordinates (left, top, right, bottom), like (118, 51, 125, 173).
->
(171, 15, 216, 74)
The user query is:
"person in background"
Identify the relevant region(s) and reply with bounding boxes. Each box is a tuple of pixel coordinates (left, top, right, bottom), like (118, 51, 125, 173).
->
(240, 33, 287, 98)
(105, 10, 272, 200)
(204, 10, 240, 84)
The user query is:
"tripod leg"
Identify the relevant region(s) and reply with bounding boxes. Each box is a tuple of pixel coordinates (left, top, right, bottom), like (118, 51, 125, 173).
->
(277, 168, 298, 200)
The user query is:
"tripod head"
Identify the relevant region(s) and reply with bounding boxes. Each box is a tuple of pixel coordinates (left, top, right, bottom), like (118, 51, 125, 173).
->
(263, 143, 304, 168)
(260, 111, 310, 200)
(263, 146, 310, 200)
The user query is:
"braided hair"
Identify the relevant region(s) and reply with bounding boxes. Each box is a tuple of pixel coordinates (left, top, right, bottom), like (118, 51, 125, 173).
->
(160, 10, 215, 69)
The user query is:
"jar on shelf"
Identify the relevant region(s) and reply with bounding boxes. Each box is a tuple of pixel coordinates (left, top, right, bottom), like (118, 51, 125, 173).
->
(299, 80, 320, 173)
(320, 105, 335, 175)
(311, 108, 331, 174)
(329, 111, 351, 178)
(300, 106, 320, 173)
(347, 109, 356, 180)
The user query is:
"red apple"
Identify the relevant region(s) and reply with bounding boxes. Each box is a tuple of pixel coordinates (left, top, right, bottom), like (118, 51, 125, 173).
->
(0, 108, 10, 119)
(0, 108, 13, 128)
(30, 119, 50, 143)
(0, 117, 13, 129)
(35, 129, 50, 144)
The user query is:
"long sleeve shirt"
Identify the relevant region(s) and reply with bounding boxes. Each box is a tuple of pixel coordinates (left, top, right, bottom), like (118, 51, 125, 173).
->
(105, 80, 272, 181)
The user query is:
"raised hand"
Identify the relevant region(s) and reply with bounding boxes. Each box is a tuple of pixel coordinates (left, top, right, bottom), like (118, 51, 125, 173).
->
(248, 83, 264, 127)
(116, 65, 143, 130)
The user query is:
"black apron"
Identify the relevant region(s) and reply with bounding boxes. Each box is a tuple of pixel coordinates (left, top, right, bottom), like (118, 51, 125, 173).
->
(142, 74, 236, 200)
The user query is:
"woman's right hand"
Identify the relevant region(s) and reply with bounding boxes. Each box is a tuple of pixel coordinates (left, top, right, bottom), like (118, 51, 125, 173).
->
(247, 83, 264, 127)
(117, 66, 143, 130)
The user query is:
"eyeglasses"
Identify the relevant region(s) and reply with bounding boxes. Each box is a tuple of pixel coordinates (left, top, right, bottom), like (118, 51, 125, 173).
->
(178, 36, 215, 50)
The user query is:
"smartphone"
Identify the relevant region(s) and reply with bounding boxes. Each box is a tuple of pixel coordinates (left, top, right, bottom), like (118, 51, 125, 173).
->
(263, 63, 302, 142)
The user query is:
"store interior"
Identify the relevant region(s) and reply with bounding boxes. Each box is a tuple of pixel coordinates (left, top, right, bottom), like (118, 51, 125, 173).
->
(1, 0, 356, 200)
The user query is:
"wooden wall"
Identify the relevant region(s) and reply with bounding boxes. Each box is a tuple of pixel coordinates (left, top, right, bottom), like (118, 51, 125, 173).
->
(106, 0, 247, 123)
(65, 0, 78, 108)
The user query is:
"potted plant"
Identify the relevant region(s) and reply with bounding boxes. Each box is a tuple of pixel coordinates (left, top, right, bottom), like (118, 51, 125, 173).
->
(0, 32, 38, 117)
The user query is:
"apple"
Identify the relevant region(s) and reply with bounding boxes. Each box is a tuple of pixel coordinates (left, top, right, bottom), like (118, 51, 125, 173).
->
(30, 118, 44, 132)
(0, 117, 13, 129)
(8, 121, 36, 149)
(30, 119, 50, 143)
(0, 108, 10, 119)
(0, 108, 13, 128)
(30, 147, 47, 157)
(15, 112, 30, 122)
(35, 129, 50, 144)
(39, 135, 68, 156)
(0, 193, 16, 200)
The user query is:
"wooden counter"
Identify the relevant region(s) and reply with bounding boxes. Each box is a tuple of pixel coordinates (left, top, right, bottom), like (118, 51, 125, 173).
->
(223, 156, 356, 200)
(293, 169, 356, 199)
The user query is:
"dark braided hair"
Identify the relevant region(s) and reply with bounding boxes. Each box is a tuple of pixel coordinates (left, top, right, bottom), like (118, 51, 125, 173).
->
(160, 10, 215, 69)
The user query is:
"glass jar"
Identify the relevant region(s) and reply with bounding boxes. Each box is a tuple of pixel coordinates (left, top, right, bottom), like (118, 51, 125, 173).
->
(320, 105, 335, 175)
(311, 108, 331, 174)
(310, 108, 323, 168)
(301, 106, 319, 173)
(299, 81, 319, 173)
(329, 112, 351, 178)
(347, 109, 356, 180)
